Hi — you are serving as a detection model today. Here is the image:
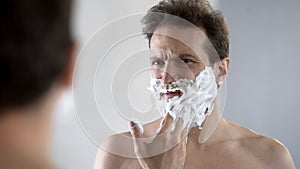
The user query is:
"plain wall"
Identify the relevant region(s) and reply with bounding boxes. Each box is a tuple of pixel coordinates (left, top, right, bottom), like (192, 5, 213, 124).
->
(51, 0, 300, 168)
(219, 0, 300, 166)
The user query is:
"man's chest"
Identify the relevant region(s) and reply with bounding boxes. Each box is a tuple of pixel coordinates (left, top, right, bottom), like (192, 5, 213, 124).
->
(121, 144, 269, 169)
(182, 147, 268, 169)
(122, 154, 268, 169)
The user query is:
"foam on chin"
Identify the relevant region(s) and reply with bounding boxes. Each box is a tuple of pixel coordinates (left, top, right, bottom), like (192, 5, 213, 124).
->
(148, 67, 218, 132)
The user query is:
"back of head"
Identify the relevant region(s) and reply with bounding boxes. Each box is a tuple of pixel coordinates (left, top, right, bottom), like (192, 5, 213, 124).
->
(0, 0, 73, 168)
(0, 0, 72, 112)
(142, 0, 229, 63)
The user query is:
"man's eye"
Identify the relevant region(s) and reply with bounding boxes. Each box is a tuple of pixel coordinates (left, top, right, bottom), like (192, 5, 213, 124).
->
(181, 59, 195, 64)
(152, 60, 164, 66)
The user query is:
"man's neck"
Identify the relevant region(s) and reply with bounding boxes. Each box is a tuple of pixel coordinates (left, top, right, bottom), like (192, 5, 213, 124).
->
(187, 109, 230, 145)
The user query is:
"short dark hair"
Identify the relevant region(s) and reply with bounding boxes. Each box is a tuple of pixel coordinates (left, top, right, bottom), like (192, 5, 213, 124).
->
(0, 0, 72, 111)
(142, 0, 229, 63)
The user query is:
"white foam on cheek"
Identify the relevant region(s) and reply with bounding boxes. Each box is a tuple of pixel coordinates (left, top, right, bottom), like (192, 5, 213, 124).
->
(148, 67, 218, 132)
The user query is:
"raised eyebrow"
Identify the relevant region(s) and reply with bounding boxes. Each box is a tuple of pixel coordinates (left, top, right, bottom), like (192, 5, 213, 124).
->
(149, 55, 161, 60)
(150, 53, 167, 60)
(177, 53, 199, 60)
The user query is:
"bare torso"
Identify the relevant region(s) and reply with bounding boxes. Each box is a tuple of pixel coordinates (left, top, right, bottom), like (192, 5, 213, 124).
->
(95, 118, 295, 169)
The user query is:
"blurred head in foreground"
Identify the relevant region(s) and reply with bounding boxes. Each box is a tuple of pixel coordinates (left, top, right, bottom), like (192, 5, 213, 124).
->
(0, 0, 74, 168)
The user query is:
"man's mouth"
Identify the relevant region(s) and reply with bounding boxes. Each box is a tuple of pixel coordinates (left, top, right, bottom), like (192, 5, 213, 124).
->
(161, 90, 182, 99)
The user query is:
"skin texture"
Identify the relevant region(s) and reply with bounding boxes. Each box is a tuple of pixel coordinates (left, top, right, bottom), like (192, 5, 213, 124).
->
(94, 26, 295, 169)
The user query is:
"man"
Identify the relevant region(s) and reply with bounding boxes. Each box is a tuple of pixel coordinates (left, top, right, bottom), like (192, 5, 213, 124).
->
(94, 0, 295, 168)
(0, 0, 74, 168)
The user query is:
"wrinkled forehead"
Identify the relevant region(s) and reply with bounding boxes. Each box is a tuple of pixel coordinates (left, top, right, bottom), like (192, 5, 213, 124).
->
(150, 25, 211, 64)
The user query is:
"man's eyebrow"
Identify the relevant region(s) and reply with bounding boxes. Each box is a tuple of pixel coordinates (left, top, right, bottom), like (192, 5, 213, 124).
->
(150, 52, 168, 59)
(149, 55, 159, 60)
(177, 53, 200, 60)
(150, 54, 161, 59)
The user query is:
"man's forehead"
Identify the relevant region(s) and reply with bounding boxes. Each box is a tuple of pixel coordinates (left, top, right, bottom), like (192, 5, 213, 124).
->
(152, 25, 207, 46)
(150, 26, 210, 62)
(153, 25, 207, 41)
(150, 34, 194, 52)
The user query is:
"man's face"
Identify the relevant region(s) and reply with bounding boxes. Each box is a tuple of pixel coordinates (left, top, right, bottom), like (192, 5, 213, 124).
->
(149, 25, 211, 100)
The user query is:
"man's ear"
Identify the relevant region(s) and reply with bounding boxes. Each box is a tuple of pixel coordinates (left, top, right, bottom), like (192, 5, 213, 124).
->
(214, 57, 230, 85)
(61, 41, 76, 88)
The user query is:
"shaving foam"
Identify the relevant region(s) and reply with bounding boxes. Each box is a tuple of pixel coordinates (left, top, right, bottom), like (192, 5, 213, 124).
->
(148, 67, 218, 132)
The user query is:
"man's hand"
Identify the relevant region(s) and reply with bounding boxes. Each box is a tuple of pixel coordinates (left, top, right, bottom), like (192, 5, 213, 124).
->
(129, 113, 190, 169)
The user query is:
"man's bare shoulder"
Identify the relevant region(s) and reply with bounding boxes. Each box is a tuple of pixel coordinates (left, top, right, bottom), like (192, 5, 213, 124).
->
(93, 119, 162, 169)
(228, 120, 295, 169)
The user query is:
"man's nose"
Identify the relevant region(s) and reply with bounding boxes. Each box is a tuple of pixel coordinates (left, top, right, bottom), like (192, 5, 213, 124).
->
(161, 71, 176, 84)
(161, 62, 177, 84)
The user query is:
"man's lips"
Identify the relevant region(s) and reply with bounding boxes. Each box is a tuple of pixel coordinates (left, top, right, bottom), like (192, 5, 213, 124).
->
(161, 90, 182, 99)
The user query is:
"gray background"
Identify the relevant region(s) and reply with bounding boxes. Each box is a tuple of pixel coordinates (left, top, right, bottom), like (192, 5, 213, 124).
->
(51, 0, 300, 168)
